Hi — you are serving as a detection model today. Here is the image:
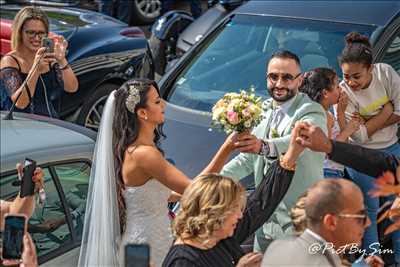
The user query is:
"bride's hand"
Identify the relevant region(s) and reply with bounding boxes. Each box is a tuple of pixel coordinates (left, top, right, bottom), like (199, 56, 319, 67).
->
(223, 130, 252, 152)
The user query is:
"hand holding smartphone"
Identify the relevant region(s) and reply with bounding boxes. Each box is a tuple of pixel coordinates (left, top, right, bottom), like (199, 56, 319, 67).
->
(1, 214, 27, 261)
(41, 37, 54, 53)
(20, 158, 36, 198)
(125, 243, 150, 267)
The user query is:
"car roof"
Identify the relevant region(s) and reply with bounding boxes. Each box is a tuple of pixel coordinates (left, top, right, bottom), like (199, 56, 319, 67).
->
(236, 1, 400, 27)
(1, 4, 127, 27)
(0, 112, 95, 172)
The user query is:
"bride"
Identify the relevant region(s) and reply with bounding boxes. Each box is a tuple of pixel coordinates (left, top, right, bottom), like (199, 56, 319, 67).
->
(78, 79, 236, 267)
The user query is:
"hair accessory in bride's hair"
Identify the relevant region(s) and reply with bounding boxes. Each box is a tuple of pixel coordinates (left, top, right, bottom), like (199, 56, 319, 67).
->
(125, 84, 141, 113)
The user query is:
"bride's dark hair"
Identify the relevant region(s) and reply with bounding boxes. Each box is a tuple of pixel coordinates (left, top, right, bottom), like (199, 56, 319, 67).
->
(112, 78, 165, 234)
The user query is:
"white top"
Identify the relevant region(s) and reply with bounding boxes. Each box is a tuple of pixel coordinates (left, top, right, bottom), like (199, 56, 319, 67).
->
(324, 110, 344, 171)
(340, 63, 400, 149)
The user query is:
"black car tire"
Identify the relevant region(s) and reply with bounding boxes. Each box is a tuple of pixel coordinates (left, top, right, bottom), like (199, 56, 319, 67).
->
(77, 83, 120, 131)
(131, 0, 161, 25)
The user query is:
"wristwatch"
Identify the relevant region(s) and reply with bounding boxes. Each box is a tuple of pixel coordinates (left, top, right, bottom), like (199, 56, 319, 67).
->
(258, 140, 270, 156)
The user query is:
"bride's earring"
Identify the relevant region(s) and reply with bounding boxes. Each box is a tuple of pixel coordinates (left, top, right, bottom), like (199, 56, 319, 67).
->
(144, 116, 148, 120)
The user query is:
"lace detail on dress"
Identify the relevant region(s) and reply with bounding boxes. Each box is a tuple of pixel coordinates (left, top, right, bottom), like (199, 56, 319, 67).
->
(120, 179, 172, 267)
(0, 67, 22, 110)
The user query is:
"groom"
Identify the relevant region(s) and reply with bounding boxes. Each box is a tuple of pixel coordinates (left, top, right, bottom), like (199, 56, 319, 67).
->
(221, 50, 327, 252)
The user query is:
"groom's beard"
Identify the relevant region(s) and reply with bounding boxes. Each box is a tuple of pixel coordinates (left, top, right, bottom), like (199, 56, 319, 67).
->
(268, 86, 297, 102)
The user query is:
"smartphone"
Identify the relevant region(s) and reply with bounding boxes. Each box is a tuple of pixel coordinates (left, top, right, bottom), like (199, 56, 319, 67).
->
(20, 158, 36, 197)
(125, 243, 150, 267)
(41, 37, 54, 53)
(1, 214, 27, 260)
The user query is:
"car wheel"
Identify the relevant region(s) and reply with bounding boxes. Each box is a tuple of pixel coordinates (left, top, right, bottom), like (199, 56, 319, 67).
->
(131, 0, 161, 25)
(77, 83, 120, 131)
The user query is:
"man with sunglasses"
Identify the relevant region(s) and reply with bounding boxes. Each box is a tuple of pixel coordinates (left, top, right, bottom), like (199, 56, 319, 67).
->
(262, 178, 382, 267)
(221, 50, 327, 252)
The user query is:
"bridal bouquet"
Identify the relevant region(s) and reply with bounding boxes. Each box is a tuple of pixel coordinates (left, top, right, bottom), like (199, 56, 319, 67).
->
(211, 88, 264, 134)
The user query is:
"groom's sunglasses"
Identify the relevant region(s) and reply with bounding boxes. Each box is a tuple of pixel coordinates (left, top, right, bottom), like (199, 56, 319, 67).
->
(266, 72, 301, 83)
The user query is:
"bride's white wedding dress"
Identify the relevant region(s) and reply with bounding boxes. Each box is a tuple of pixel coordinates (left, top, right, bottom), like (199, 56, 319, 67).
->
(120, 179, 172, 267)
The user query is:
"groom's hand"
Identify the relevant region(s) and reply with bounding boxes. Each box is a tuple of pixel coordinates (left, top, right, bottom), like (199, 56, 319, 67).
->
(234, 133, 263, 154)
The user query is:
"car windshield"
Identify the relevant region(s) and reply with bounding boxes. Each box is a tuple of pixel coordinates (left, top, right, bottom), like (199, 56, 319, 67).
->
(168, 14, 376, 112)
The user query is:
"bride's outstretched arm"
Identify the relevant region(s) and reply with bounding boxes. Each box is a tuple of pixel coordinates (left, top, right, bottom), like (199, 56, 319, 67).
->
(198, 133, 237, 175)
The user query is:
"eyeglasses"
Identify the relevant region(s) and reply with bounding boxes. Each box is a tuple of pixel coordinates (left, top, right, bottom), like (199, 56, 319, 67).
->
(266, 72, 302, 83)
(338, 209, 369, 225)
(24, 30, 47, 39)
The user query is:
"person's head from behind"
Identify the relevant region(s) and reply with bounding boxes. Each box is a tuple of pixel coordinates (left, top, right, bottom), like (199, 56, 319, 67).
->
(339, 32, 373, 92)
(173, 174, 246, 246)
(291, 192, 308, 236)
(266, 50, 302, 103)
(300, 67, 339, 109)
(305, 179, 370, 249)
(12, 6, 49, 52)
(113, 78, 165, 233)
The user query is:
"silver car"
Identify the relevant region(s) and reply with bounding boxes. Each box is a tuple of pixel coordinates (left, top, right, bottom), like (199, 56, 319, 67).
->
(0, 112, 95, 266)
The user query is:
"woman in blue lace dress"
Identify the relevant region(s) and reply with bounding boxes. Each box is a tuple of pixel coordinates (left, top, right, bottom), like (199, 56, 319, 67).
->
(0, 6, 78, 118)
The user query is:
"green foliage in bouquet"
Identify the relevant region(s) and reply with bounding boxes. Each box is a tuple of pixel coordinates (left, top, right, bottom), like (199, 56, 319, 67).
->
(211, 87, 264, 134)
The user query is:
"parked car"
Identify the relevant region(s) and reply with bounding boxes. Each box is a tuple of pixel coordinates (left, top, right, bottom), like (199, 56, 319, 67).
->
(154, 0, 399, 256)
(3, 0, 161, 25)
(0, 111, 95, 266)
(0, 4, 153, 131)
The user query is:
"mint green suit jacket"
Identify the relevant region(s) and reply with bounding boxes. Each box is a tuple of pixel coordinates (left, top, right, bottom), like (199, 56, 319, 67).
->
(221, 93, 327, 252)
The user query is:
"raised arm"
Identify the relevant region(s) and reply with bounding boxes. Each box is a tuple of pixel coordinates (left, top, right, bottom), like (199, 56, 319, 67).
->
(53, 35, 78, 93)
(296, 123, 399, 177)
(233, 123, 305, 243)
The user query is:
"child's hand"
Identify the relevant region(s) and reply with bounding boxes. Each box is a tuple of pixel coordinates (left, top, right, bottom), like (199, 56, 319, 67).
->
(337, 91, 349, 112)
(351, 112, 366, 125)
(345, 117, 361, 133)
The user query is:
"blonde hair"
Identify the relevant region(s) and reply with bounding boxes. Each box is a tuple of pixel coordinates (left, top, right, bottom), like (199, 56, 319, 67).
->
(290, 192, 308, 236)
(173, 173, 246, 245)
(11, 6, 49, 50)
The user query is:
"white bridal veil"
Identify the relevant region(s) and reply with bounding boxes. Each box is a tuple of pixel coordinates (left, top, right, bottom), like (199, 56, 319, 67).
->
(78, 91, 121, 266)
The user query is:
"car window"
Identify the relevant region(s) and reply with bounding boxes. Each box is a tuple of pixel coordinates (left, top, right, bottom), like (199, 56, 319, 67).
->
(53, 162, 90, 239)
(382, 32, 400, 73)
(167, 15, 375, 112)
(0, 161, 90, 260)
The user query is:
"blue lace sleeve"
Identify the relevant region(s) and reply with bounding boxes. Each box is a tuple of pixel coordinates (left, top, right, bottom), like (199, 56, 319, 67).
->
(0, 67, 22, 110)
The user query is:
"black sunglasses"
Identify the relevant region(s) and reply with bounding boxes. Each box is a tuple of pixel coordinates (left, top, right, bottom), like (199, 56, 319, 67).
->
(266, 72, 302, 83)
(24, 30, 47, 39)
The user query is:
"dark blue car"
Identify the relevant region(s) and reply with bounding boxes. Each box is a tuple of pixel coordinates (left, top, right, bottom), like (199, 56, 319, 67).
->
(157, 0, 399, 255)
(159, 0, 399, 182)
